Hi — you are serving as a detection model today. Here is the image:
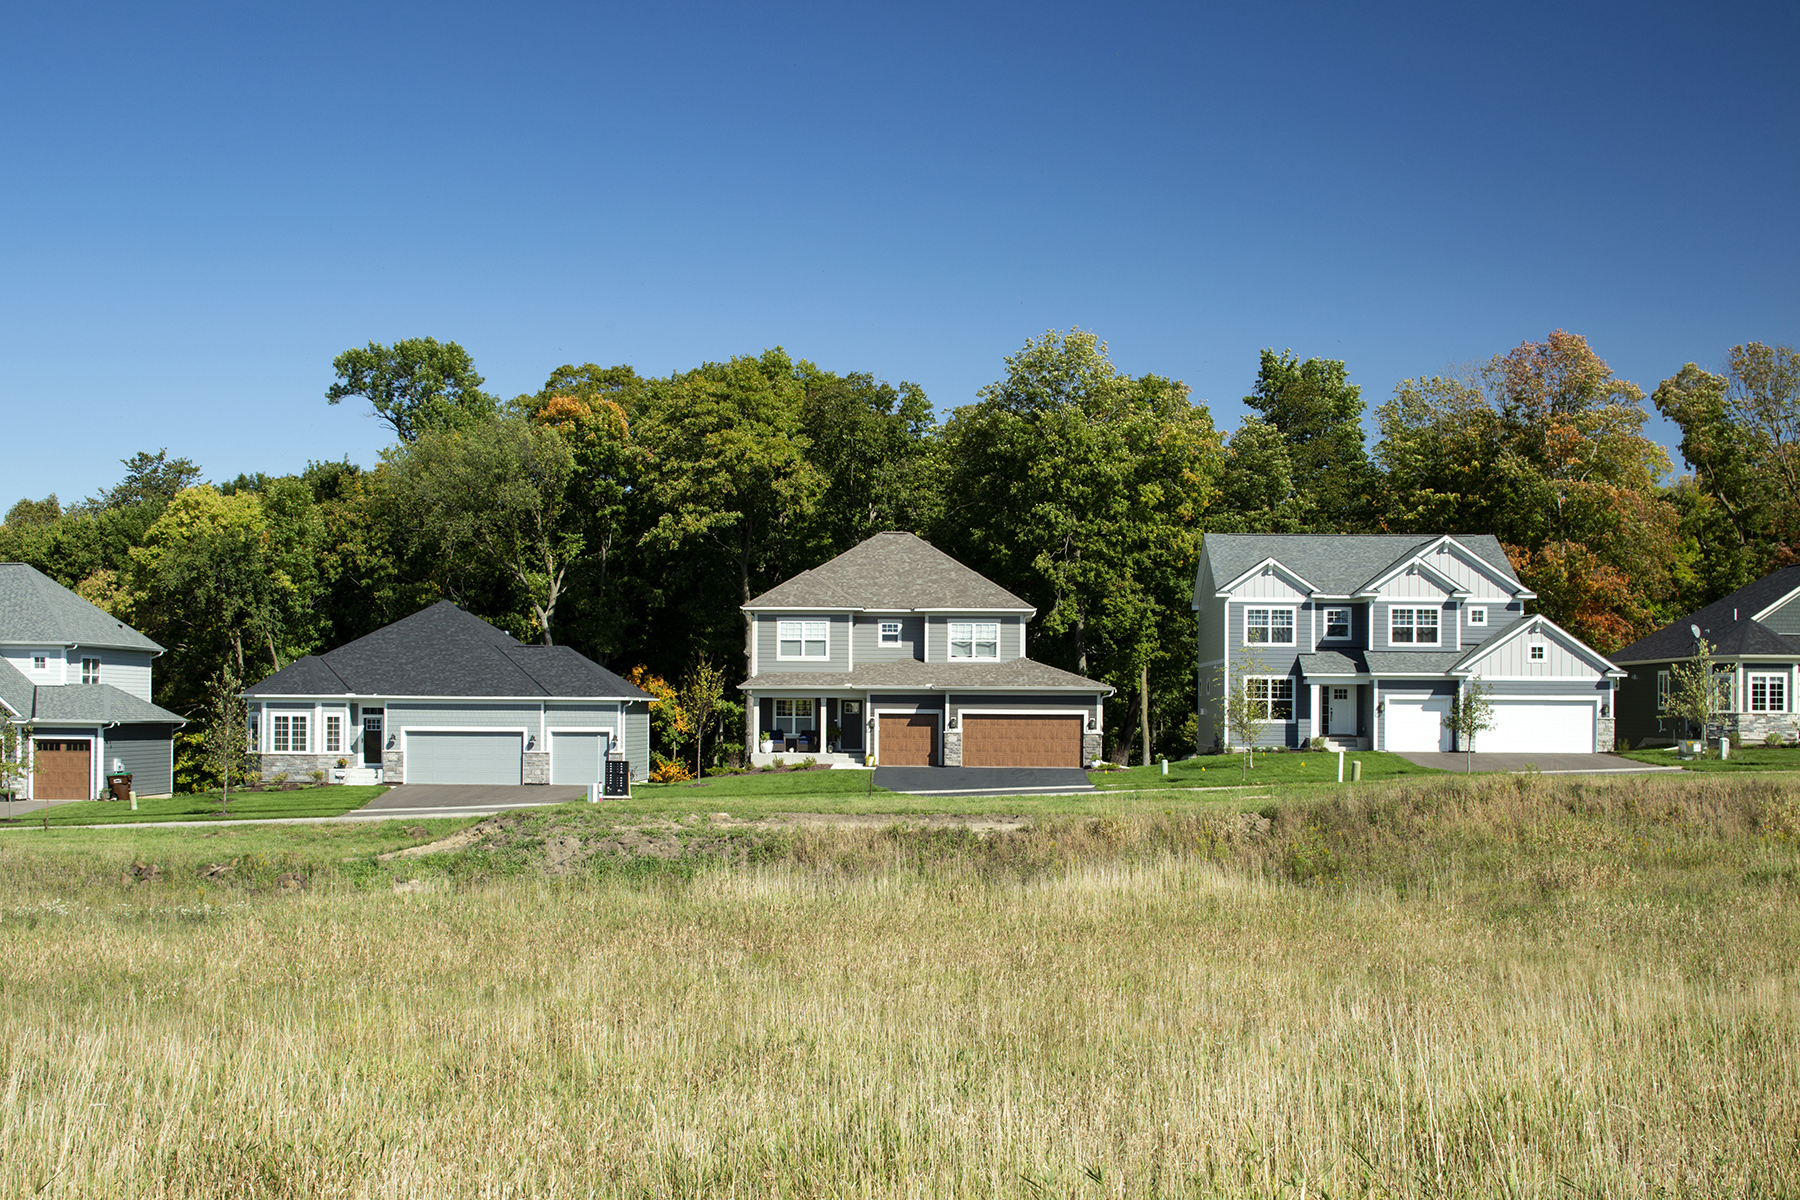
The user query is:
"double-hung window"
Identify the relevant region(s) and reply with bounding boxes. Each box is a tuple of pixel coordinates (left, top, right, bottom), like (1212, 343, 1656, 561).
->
(31, 655, 46, 670)
(81, 656, 101, 684)
(773, 698, 813, 737)
(949, 621, 999, 659)
(1712, 665, 1736, 711)
(1656, 670, 1671, 712)
(1750, 673, 1788, 713)
(1389, 608, 1439, 645)
(1245, 608, 1295, 646)
(324, 715, 343, 754)
(272, 714, 308, 753)
(1322, 608, 1351, 640)
(777, 620, 829, 660)
(878, 621, 902, 646)
(1246, 677, 1295, 721)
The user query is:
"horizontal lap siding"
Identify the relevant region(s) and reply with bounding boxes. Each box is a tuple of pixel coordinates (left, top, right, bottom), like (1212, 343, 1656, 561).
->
(755, 614, 851, 673)
(853, 616, 924, 664)
(390, 703, 537, 729)
(106, 723, 174, 795)
(869, 694, 944, 712)
(624, 704, 650, 782)
(1226, 604, 1302, 677)
(1372, 601, 1455, 652)
(545, 704, 618, 728)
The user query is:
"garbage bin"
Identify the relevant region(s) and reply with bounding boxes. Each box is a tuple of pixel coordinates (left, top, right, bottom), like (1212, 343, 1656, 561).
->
(106, 773, 132, 802)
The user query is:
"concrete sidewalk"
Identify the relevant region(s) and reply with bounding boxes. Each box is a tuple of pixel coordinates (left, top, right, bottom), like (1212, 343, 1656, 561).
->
(1396, 751, 1680, 775)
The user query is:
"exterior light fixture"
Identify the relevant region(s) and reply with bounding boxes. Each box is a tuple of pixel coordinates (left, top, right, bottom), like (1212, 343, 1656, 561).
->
(526, 735, 537, 751)
(947, 717, 958, 730)
(1087, 716, 1097, 730)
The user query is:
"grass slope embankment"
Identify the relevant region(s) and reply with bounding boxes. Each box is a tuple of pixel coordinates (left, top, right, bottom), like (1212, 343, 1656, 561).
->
(2, 771, 1797, 1196)
(1619, 745, 1800, 772)
(1089, 748, 1436, 790)
(0, 784, 388, 827)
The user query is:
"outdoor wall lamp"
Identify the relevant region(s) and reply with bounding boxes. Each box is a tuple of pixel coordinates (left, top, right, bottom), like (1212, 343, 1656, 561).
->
(386, 734, 397, 749)
(526, 735, 537, 751)
(947, 717, 958, 730)
(1087, 716, 1097, 730)
(1600, 703, 1610, 718)
(1376, 701, 1385, 714)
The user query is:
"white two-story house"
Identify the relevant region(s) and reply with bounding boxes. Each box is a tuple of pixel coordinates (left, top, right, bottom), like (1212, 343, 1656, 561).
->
(741, 532, 1113, 767)
(1193, 534, 1626, 754)
(0, 562, 186, 799)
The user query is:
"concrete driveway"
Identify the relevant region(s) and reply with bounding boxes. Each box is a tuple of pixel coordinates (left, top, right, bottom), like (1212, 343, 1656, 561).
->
(355, 784, 594, 818)
(873, 766, 1094, 796)
(1396, 752, 1679, 775)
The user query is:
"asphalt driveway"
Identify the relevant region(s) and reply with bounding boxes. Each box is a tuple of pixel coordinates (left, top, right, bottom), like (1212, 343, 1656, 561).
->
(1396, 752, 1679, 775)
(873, 766, 1095, 796)
(356, 784, 594, 817)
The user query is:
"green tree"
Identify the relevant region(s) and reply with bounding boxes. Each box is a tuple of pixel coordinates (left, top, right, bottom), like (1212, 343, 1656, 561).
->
(936, 330, 1223, 756)
(800, 370, 939, 551)
(83, 450, 202, 511)
(1443, 679, 1496, 772)
(676, 656, 727, 779)
(327, 337, 499, 443)
(1217, 653, 1272, 780)
(381, 416, 582, 644)
(1209, 418, 1315, 533)
(1665, 636, 1723, 745)
(4, 495, 60, 527)
(1243, 350, 1373, 528)
(199, 665, 251, 813)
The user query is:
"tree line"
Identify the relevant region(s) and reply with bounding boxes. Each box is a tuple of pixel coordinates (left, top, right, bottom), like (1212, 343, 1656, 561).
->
(4, 327, 1796, 776)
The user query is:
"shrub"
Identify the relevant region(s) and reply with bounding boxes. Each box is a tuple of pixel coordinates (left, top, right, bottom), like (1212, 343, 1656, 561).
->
(309, 769, 328, 785)
(269, 771, 289, 787)
(771, 757, 786, 770)
(800, 757, 818, 770)
(1767, 731, 1787, 749)
(650, 755, 693, 783)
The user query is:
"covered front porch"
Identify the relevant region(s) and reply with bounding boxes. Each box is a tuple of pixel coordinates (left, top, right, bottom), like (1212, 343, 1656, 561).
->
(748, 689, 872, 767)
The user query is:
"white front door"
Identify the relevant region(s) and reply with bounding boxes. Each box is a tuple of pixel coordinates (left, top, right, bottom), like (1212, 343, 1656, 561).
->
(1385, 697, 1452, 752)
(1326, 686, 1357, 736)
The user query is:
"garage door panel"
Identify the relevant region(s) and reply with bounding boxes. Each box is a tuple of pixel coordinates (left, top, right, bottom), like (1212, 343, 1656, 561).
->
(407, 731, 523, 785)
(879, 714, 935, 766)
(551, 732, 608, 785)
(962, 715, 1082, 767)
(1385, 698, 1451, 752)
(34, 741, 92, 800)
(1479, 701, 1594, 754)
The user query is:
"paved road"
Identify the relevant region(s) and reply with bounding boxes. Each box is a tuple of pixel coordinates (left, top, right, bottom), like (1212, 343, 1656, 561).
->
(872, 766, 1095, 796)
(1396, 751, 1679, 775)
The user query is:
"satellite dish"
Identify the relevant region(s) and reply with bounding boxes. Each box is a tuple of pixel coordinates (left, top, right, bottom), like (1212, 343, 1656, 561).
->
(1690, 624, 1702, 641)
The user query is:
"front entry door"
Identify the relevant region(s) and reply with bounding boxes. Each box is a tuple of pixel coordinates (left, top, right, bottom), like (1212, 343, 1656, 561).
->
(1326, 687, 1357, 737)
(839, 700, 863, 750)
(362, 710, 384, 766)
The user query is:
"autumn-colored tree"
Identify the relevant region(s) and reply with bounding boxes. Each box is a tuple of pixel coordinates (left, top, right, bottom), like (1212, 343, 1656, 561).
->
(1376, 331, 1679, 651)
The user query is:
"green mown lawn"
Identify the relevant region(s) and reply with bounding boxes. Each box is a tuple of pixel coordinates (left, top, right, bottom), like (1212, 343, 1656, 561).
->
(0, 784, 389, 826)
(635, 768, 884, 800)
(1617, 745, 1800, 772)
(1088, 749, 1442, 790)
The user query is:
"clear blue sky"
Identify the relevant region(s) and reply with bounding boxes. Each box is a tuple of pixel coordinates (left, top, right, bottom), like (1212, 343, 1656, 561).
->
(4, 1, 1796, 505)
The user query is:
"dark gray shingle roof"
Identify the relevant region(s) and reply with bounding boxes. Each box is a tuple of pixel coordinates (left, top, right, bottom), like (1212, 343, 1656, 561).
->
(0, 659, 33, 718)
(742, 656, 1112, 693)
(0, 563, 163, 653)
(1612, 565, 1800, 663)
(747, 533, 1031, 611)
(244, 601, 650, 700)
(1196, 534, 1521, 601)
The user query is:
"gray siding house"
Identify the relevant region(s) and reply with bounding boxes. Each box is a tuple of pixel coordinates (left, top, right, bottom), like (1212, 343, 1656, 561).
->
(0, 563, 186, 799)
(1194, 535, 1625, 754)
(1610, 564, 1800, 748)
(244, 602, 653, 785)
(741, 532, 1113, 767)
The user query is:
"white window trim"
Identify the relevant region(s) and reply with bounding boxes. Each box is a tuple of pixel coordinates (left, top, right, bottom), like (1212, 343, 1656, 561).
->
(1528, 644, 1545, 661)
(1244, 676, 1296, 722)
(1466, 606, 1488, 626)
(80, 656, 102, 685)
(1748, 672, 1788, 713)
(776, 619, 830, 662)
(1388, 607, 1442, 646)
(878, 620, 902, 646)
(1320, 607, 1352, 642)
(948, 620, 1000, 660)
(1243, 605, 1298, 647)
(1656, 669, 1671, 712)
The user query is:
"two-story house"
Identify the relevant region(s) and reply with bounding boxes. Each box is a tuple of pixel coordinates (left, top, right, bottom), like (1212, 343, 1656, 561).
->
(1609, 564, 1800, 748)
(741, 532, 1113, 767)
(1193, 535, 1625, 754)
(0, 563, 186, 799)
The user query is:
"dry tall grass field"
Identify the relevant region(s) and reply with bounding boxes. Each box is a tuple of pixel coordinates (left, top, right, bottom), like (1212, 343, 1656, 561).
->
(3, 773, 1798, 1197)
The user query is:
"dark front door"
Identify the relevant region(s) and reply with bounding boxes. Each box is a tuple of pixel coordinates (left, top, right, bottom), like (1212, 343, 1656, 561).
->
(362, 710, 384, 766)
(839, 700, 864, 750)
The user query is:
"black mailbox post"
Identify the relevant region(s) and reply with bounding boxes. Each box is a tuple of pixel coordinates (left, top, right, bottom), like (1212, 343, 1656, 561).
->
(603, 759, 631, 798)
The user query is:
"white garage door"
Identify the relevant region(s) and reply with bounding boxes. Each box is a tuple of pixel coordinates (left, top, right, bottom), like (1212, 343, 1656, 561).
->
(551, 732, 609, 785)
(406, 731, 523, 785)
(1478, 701, 1595, 754)
(1384, 697, 1452, 752)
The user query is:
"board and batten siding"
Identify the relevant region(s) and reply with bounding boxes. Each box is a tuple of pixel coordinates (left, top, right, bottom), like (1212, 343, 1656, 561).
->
(1231, 570, 1308, 601)
(1374, 569, 1458, 602)
(105, 723, 174, 795)
(1417, 542, 1520, 600)
(753, 613, 852, 673)
(851, 615, 925, 664)
(1471, 633, 1601, 679)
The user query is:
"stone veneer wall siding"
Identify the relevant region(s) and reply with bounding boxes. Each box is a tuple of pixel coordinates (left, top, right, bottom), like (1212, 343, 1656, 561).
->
(1596, 717, 1617, 753)
(1733, 713, 1800, 745)
(523, 751, 550, 784)
(255, 753, 342, 780)
(1082, 729, 1103, 763)
(942, 730, 962, 767)
(384, 748, 404, 781)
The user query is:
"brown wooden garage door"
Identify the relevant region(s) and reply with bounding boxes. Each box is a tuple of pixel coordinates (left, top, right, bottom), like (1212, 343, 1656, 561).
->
(878, 713, 936, 766)
(34, 740, 92, 800)
(961, 715, 1082, 767)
